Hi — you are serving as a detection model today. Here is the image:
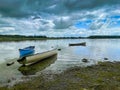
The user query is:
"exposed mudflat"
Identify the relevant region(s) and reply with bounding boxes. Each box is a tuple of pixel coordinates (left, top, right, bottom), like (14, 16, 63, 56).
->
(0, 61, 120, 90)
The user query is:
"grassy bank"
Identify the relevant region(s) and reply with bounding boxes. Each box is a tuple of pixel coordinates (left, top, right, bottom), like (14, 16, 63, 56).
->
(0, 61, 120, 90)
(0, 35, 83, 41)
(0, 35, 47, 41)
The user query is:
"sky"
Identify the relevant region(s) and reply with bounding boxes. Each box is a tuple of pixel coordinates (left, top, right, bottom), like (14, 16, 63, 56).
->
(0, 0, 120, 37)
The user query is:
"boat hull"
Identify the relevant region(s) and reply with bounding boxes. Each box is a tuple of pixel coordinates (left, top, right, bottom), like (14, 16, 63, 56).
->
(19, 46, 35, 58)
(17, 49, 57, 66)
(69, 42, 86, 46)
(18, 54, 57, 75)
(19, 49, 35, 58)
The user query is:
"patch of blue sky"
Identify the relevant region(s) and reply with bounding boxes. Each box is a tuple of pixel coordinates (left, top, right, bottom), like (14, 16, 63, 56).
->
(113, 21, 120, 27)
(74, 20, 92, 29)
(110, 15, 120, 19)
(108, 20, 120, 28)
(84, 20, 92, 23)
(101, 19, 107, 23)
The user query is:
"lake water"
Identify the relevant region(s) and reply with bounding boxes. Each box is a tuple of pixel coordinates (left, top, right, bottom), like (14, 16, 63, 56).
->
(0, 39, 120, 86)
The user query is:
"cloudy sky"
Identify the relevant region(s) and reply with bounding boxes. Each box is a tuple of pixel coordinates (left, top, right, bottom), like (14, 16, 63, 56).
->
(0, 0, 120, 37)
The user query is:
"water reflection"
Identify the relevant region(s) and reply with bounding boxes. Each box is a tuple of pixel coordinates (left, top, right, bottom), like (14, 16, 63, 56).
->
(18, 55, 57, 75)
(0, 39, 120, 85)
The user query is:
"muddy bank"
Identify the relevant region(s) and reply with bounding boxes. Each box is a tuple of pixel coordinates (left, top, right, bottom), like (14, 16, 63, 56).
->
(0, 61, 120, 90)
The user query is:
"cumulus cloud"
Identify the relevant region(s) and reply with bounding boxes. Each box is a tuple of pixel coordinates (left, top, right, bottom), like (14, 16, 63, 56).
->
(53, 16, 73, 29)
(0, 0, 120, 36)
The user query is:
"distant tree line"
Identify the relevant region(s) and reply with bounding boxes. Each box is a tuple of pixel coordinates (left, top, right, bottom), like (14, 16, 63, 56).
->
(0, 35, 47, 41)
(0, 35, 120, 41)
(0, 35, 47, 38)
(87, 35, 120, 39)
(48, 37, 84, 39)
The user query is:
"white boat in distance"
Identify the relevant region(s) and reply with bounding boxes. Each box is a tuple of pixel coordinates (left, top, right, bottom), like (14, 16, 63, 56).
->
(17, 49, 57, 66)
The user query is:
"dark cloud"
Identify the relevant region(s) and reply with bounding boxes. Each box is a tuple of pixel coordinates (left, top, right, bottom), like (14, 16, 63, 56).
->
(0, 0, 26, 17)
(0, 0, 120, 17)
(53, 17, 73, 29)
(64, 0, 120, 10)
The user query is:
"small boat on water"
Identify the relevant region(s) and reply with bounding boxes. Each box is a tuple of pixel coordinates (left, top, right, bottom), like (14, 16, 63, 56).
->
(17, 49, 57, 66)
(19, 46, 35, 58)
(69, 42, 86, 46)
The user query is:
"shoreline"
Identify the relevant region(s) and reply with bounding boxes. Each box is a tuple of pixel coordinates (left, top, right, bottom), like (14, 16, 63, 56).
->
(0, 61, 120, 90)
(1, 35, 120, 41)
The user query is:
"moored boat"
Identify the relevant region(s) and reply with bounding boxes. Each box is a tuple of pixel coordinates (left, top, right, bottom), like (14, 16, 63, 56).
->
(17, 49, 57, 66)
(18, 54, 57, 75)
(19, 46, 35, 58)
(69, 42, 86, 46)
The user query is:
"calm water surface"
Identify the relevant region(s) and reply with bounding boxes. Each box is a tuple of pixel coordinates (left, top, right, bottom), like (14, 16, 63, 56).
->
(0, 39, 120, 86)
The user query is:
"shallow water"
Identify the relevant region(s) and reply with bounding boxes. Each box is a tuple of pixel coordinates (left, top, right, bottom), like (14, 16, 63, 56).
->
(0, 39, 120, 85)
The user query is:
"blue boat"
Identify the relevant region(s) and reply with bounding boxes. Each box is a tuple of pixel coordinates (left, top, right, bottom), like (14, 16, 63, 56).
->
(19, 46, 35, 58)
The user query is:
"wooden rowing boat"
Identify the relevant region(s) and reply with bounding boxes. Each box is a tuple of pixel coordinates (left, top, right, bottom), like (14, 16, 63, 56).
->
(17, 49, 57, 66)
(18, 55, 57, 75)
(69, 42, 86, 46)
